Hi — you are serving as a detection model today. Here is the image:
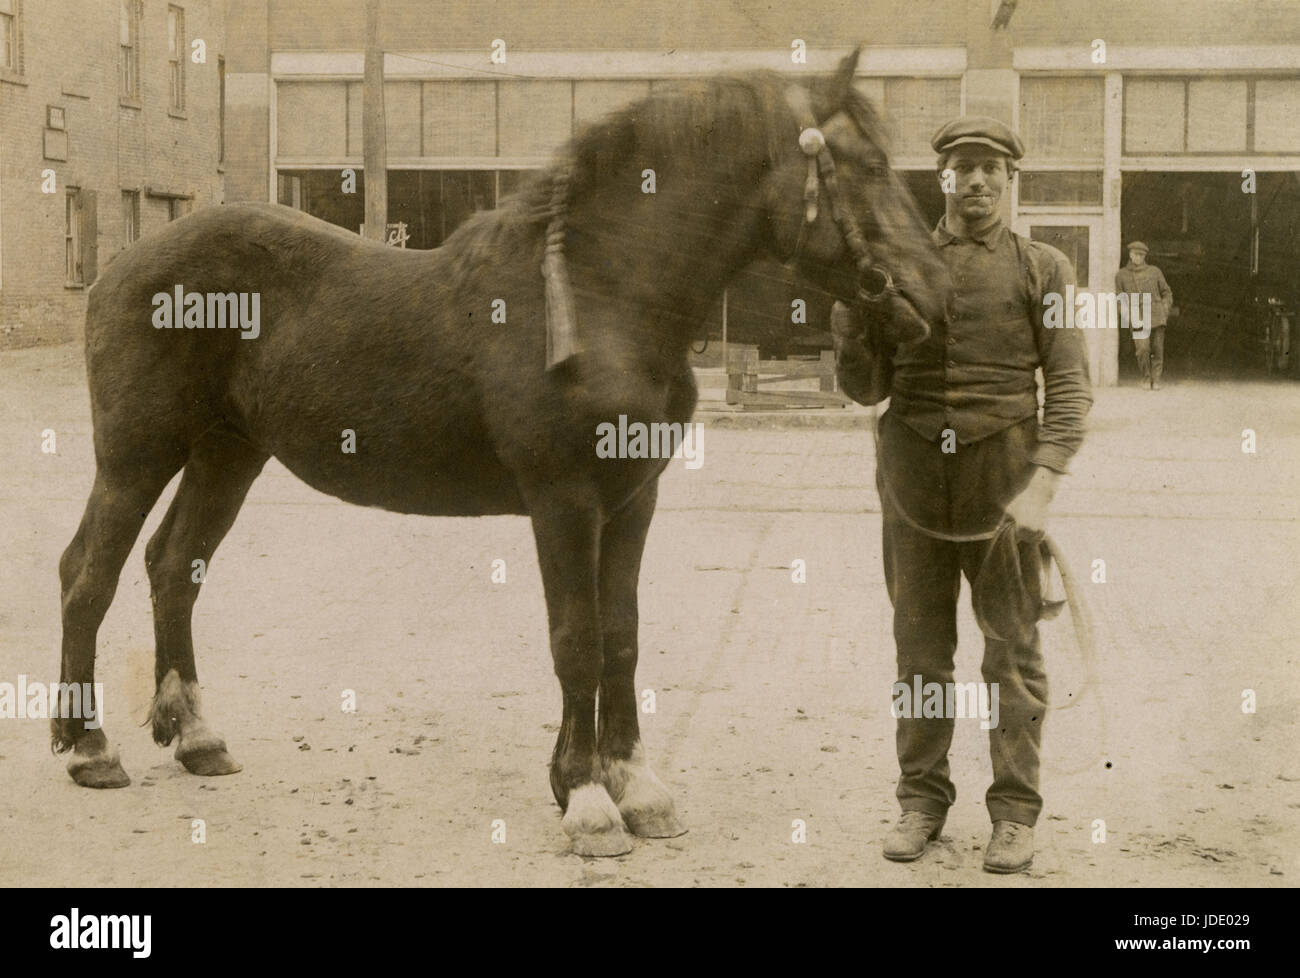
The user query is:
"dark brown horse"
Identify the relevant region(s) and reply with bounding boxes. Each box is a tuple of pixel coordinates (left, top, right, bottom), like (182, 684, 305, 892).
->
(53, 49, 950, 855)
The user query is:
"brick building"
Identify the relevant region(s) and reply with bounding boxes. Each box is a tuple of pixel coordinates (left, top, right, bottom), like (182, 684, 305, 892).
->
(0, 0, 225, 348)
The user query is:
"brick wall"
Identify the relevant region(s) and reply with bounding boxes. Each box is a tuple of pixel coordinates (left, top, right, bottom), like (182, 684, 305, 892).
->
(0, 0, 225, 349)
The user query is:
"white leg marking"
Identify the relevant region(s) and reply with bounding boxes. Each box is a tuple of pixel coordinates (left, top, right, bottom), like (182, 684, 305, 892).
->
(561, 783, 632, 857)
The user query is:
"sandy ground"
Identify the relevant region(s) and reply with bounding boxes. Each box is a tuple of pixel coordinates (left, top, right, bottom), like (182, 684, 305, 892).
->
(1, 344, 1296, 887)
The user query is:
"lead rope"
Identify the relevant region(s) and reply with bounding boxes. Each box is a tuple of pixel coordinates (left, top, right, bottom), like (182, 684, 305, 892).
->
(868, 399, 1106, 775)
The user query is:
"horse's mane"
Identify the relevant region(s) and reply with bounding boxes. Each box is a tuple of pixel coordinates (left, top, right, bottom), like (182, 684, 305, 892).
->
(440, 69, 888, 278)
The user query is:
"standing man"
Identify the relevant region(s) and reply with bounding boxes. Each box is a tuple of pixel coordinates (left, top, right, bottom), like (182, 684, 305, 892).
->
(832, 117, 1093, 873)
(1115, 241, 1173, 389)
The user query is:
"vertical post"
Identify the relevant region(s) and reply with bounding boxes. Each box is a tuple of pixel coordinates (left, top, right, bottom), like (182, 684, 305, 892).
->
(721, 287, 729, 364)
(363, 0, 388, 241)
(1100, 71, 1124, 387)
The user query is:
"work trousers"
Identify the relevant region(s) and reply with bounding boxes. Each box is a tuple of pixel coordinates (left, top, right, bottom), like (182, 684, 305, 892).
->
(877, 411, 1049, 826)
(1133, 324, 1166, 386)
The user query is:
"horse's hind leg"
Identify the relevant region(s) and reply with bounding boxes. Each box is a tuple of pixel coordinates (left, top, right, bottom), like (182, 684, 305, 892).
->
(596, 481, 685, 838)
(56, 461, 182, 787)
(527, 490, 632, 857)
(144, 427, 267, 776)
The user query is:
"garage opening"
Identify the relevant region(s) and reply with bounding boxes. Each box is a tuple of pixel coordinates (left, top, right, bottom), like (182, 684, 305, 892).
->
(1120, 171, 1300, 381)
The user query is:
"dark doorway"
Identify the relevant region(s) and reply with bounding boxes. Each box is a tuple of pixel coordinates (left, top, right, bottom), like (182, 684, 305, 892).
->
(1120, 171, 1300, 379)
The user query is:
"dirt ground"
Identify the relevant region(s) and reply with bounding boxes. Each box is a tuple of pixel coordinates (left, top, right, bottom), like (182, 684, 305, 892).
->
(1, 344, 1296, 887)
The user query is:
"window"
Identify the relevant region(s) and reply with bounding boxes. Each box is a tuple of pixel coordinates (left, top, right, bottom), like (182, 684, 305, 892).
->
(1124, 79, 1185, 153)
(168, 197, 191, 221)
(66, 190, 98, 285)
(882, 78, 963, 161)
(167, 6, 184, 112)
(0, 0, 21, 75)
(1028, 226, 1090, 288)
(66, 191, 81, 284)
(497, 81, 571, 158)
(1019, 77, 1104, 162)
(1254, 79, 1300, 152)
(1187, 79, 1247, 152)
(122, 190, 140, 245)
(420, 80, 496, 157)
(1019, 171, 1104, 207)
(1124, 76, 1299, 154)
(119, 1, 139, 99)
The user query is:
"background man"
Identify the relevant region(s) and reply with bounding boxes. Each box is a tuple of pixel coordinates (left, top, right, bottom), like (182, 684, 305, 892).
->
(1115, 241, 1174, 389)
(832, 117, 1092, 873)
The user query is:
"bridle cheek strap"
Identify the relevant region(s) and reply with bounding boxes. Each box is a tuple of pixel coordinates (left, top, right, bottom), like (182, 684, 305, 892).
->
(784, 86, 897, 306)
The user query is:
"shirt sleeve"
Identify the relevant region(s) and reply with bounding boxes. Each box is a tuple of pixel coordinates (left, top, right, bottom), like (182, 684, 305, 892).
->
(1028, 241, 1094, 474)
(1157, 268, 1173, 305)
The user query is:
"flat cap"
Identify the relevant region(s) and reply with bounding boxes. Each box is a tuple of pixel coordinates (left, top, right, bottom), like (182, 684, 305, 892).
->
(931, 116, 1025, 160)
(1126, 241, 1149, 254)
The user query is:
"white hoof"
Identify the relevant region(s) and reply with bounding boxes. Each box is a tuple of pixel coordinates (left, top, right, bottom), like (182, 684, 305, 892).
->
(562, 783, 633, 857)
(603, 747, 687, 839)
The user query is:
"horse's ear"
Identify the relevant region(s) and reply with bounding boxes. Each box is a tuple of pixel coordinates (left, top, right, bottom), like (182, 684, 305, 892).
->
(811, 44, 863, 121)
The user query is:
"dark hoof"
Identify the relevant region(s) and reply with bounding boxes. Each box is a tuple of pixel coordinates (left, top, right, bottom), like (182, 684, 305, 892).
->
(68, 755, 131, 789)
(177, 747, 243, 776)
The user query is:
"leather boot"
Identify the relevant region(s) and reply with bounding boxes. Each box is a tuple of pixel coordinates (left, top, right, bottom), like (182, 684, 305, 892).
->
(983, 820, 1034, 873)
(882, 811, 945, 862)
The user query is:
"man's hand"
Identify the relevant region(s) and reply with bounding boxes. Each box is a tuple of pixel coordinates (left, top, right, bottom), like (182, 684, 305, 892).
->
(1004, 466, 1060, 535)
(830, 300, 865, 345)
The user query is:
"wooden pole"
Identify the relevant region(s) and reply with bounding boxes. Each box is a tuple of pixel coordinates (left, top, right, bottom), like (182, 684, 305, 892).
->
(721, 287, 728, 365)
(362, 0, 388, 241)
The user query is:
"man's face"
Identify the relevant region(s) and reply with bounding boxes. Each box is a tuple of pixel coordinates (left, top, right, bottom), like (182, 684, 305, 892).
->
(1129, 250, 1146, 266)
(942, 145, 1010, 222)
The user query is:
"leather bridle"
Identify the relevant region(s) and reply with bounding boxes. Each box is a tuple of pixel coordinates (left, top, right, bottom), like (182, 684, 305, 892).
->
(783, 85, 899, 308)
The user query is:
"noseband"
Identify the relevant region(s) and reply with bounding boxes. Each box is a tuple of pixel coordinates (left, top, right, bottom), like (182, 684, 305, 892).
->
(784, 86, 897, 307)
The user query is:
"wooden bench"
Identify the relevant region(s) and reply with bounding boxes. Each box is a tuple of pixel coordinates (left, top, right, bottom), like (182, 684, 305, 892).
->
(724, 344, 849, 410)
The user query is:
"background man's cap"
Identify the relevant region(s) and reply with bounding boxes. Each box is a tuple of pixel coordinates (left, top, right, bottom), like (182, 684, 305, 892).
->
(1127, 241, 1149, 254)
(931, 116, 1025, 160)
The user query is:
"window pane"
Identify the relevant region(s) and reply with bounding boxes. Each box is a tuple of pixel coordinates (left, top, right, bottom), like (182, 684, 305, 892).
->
(1019, 170, 1103, 206)
(498, 80, 571, 158)
(1125, 79, 1184, 153)
(120, 2, 131, 45)
(1020, 77, 1104, 161)
(1254, 79, 1300, 152)
(277, 82, 347, 158)
(422, 81, 495, 158)
(383, 82, 421, 157)
(168, 10, 177, 56)
(1029, 225, 1090, 288)
(883, 78, 962, 160)
(574, 80, 649, 126)
(1187, 79, 1247, 152)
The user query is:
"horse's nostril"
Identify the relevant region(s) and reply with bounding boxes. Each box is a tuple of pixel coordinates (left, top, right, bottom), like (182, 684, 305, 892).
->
(857, 264, 895, 304)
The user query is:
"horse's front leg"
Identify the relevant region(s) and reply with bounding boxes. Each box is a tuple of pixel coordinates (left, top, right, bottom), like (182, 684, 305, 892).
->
(597, 480, 686, 839)
(528, 492, 632, 857)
